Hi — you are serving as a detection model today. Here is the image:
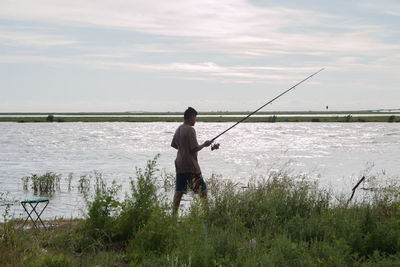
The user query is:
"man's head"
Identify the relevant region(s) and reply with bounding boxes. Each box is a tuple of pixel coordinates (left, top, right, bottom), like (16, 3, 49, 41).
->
(184, 107, 197, 126)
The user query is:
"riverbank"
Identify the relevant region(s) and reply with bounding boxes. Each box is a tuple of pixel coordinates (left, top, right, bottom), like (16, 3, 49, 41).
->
(2, 157, 400, 266)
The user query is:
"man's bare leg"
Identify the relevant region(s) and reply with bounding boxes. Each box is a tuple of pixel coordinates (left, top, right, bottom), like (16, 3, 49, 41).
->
(173, 192, 183, 215)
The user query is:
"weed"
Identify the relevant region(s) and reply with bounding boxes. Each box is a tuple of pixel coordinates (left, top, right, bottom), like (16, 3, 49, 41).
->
(21, 177, 29, 191)
(78, 174, 90, 193)
(160, 168, 175, 191)
(0, 192, 16, 244)
(66, 173, 73, 192)
(22, 172, 61, 195)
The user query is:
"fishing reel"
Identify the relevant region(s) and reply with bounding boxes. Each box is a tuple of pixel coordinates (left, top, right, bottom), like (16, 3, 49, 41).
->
(211, 143, 220, 151)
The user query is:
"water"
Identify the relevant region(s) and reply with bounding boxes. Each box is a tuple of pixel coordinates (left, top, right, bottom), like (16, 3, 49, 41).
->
(1, 122, 399, 219)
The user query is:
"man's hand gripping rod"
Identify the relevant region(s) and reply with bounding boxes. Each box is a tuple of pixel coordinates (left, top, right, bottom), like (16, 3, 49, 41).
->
(210, 68, 324, 151)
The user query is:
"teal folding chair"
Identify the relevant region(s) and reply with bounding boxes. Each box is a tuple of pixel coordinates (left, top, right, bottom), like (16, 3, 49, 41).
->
(20, 198, 49, 229)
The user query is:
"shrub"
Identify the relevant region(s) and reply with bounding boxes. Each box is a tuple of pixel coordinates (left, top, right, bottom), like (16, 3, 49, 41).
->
(83, 155, 165, 244)
(46, 114, 54, 122)
(127, 206, 178, 264)
(116, 155, 161, 241)
(343, 115, 353, 122)
(268, 115, 277, 122)
(84, 173, 121, 241)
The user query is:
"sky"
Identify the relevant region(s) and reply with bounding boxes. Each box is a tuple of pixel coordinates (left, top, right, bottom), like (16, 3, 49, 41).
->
(1, 0, 399, 112)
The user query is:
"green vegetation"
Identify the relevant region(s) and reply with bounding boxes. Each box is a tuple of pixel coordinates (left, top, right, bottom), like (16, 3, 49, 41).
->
(46, 114, 54, 122)
(388, 115, 396, 123)
(1, 110, 400, 116)
(22, 172, 61, 195)
(2, 157, 400, 266)
(1, 115, 400, 123)
(1, 111, 400, 123)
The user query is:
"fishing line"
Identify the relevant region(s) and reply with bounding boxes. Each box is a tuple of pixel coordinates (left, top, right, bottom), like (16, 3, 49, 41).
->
(210, 68, 324, 151)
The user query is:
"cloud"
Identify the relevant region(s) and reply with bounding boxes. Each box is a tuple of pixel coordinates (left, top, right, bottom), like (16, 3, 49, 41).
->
(359, 1, 400, 16)
(0, 30, 80, 47)
(0, 52, 316, 84)
(2, 0, 396, 56)
(1, 0, 399, 84)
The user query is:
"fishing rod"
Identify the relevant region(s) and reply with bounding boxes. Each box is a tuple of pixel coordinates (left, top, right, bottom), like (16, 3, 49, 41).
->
(210, 68, 324, 151)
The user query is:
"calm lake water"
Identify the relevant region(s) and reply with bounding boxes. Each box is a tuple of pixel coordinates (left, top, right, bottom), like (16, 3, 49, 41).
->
(1, 122, 399, 219)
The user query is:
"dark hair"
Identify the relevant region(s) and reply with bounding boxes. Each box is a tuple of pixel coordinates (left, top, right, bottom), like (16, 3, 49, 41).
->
(184, 107, 198, 120)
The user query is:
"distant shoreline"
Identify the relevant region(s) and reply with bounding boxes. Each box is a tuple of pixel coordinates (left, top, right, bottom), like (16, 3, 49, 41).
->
(1, 110, 400, 116)
(0, 111, 399, 123)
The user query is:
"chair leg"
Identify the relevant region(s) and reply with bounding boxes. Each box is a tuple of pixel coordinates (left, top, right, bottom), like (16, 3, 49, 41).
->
(21, 203, 38, 229)
(32, 202, 48, 229)
(30, 202, 41, 229)
(21, 201, 49, 230)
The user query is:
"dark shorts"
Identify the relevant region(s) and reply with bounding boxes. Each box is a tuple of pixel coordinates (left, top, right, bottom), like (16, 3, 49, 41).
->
(176, 173, 207, 194)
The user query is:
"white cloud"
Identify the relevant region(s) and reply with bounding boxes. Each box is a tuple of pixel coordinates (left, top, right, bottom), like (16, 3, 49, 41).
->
(359, 1, 400, 16)
(0, 30, 80, 47)
(1, 0, 399, 91)
(0, 53, 316, 84)
(2, 0, 395, 57)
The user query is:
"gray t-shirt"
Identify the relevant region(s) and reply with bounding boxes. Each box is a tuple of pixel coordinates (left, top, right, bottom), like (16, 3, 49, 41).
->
(171, 123, 201, 174)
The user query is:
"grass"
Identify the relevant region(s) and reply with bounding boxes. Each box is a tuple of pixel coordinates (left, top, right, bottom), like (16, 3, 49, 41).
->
(2, 156, 400, 266)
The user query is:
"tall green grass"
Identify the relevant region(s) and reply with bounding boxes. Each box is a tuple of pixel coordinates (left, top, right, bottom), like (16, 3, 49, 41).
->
(2, 156, 400, 266)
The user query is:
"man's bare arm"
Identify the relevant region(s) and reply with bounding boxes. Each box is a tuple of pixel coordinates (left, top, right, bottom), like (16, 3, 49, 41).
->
(191, 140, 212, 153)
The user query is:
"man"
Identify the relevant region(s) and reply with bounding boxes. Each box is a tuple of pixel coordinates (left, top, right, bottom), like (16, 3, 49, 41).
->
(171, 107, 212, 214)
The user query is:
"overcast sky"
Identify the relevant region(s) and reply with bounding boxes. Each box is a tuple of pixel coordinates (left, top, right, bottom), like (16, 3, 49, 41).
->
(1, 0, 399, 112)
